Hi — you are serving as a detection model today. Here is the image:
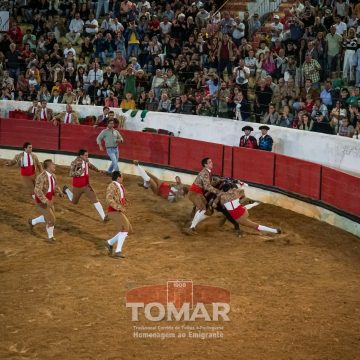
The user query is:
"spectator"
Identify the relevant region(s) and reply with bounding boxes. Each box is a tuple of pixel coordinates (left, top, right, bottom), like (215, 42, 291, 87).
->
(302, 52, 321, 89)
(66, 13, 84, 45)
(49, 89, 63, 104)
(53, 104, 80, 125)
(158, 92, 172, 112)
(5, 43, 22, 82)
(254, 79, 273, 123)
(263, 104, 280, 125)
(145, 90, 159, 111)
(338, 117, 355, 137)
(277, 105, 294, 128)
(62, 86, 76, 104)
(105, 91, 119, 108)
(298, 112, 314, 131)
(180, 94, 194, 114)
(34, 100, 54, 122)
(312, 111, 333, 134)
(84, 13, 99, 37)
(120, 92, 136, 110)
(75, 88, 91, 105)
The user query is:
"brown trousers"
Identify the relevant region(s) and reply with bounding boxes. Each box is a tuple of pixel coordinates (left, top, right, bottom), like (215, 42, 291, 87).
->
(108, 211, 132, 233)
(72, 185, 98, 204)
(36, 201, 56, 226)
(22, 175, 35, 196)
(188, 191, 207, 211)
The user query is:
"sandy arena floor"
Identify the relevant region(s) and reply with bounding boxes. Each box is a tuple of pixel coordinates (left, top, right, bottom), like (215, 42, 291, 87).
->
(0, 160, 360, 360)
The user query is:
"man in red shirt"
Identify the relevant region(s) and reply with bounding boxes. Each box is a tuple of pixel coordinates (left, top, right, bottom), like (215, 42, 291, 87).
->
(63, 149, 108, 222)
(6, 142, 43, 199)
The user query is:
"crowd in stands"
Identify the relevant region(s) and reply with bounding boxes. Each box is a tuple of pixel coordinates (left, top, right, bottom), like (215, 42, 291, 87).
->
(0, 0, 360, 139)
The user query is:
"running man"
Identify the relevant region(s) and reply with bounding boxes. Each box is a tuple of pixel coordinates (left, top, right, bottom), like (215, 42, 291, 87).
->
(6, 142, 42, 199)
(104, 171, 132, 259)
(28, 159, 64, 243)
(134, 160, 188, 202)
(62, 149, 108, 222)
(213, 186, 281, 235)
(184, 157, 221, 235)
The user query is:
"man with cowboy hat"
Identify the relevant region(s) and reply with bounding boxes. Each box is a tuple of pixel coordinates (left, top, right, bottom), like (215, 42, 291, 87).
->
(258, 125, 273, 151)
(239, 125, 257, 149)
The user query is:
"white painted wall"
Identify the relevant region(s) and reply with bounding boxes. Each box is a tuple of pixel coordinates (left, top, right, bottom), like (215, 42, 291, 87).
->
(1, 148, 358, 237)
(1, 100, 360, 176)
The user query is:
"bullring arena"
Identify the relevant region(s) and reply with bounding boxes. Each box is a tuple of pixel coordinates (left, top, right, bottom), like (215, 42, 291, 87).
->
(1, 116, 360, 359)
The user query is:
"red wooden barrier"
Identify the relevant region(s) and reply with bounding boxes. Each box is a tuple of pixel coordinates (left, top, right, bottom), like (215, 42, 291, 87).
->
(120, 130, 169, 165)
(169, 137, 223, 175)
(274, 154, 322, 200)
(222, 145, 233, 178)
(233, 147, 275, 185)
(59, 125, 170, 165)
(321, 167, 360, 217)
(9, 110, 32, 120)
(59, 124, 103, 155)
(0, 118, 59, 150)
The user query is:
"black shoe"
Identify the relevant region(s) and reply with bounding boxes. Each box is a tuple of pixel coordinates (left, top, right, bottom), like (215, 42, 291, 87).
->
(28, 218, 34, 230)
(276, 228, 282, 234)
(133, 160, 139, 166)
(103, 215, 110, 222)
(62, 185, 68, 195)
(104, 240, 113, 254)
(47, 237, 56, 243)
(111, 251, 125, 259)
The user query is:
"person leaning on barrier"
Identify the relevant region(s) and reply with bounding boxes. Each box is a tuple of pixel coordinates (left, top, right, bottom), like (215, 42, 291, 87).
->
(53, 104, 80, 126)
(33, 100, 54, 122)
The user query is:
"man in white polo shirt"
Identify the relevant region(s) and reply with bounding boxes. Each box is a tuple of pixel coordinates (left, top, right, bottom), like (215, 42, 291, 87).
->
(66, 13, 84, 45)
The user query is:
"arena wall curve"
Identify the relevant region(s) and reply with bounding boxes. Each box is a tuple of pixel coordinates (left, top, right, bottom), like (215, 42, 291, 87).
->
(1, 100, 360, 176)
(0, 118, 359, 237)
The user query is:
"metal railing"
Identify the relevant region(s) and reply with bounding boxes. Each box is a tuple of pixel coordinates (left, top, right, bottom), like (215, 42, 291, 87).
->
(249, 0, 283, 18)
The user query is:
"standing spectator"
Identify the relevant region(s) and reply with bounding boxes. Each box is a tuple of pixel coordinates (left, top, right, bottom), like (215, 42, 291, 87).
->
(233, 59, 250, 97)
(254, 79, 273, 123)
(258, 126, 273, 151)
(5, 43, 22, 83)
(270, 15, 284, 44)
(342, 27, 357, 85)
(325, 25, 342, 77)
(217, 34, 236, 77)
(125, 20, 141, 59)
(354, 47, 360, 87)
(97, 0, 110, 19)
(302, 53, 321, 89)
(96, 119, 124, 175)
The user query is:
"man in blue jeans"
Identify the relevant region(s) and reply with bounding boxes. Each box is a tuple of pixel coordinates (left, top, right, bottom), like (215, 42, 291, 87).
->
(96, 118, 124, 175)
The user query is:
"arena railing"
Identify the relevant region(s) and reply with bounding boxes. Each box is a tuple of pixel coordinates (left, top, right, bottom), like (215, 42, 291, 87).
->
(0, 118, 359, 222)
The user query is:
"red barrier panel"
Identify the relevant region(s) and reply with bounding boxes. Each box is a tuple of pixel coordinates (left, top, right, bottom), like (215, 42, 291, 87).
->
(9, 110, 32, 120)
(274, 154, 321, 200)
(222, 146, 233, 178)
(232, 147, 275, 185)
(60, 126, 170, 165)
(120, 130, 169, 165)
(169, 137, 223, 174)
(0, 118, 59, 150)
(59, 124, 103, 155)
(321, 167, 360, 216)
